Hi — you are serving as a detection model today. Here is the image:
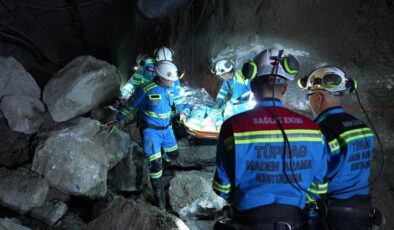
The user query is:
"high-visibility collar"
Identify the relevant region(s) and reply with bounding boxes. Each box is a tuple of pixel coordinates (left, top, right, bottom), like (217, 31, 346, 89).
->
(315, 106, 344, 124)
(255, 98, 283, 108)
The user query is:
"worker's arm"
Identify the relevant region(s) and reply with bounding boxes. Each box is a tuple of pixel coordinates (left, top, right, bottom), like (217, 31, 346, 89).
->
(212, 119, 235, 201)
(307, 135, 329, 203)
(215, 81, 231, 109)
(120, 66, 145, 99)
(116, 86, 145, 122)
(172, 80, 184, 113)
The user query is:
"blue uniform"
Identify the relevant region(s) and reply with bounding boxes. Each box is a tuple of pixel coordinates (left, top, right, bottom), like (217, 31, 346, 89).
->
(215, 70, 251, 119)
(121, 57, 183, 114)
(315, 106, 374, 199)
(213, 99, 328, 211)
(120, 57, 157, 98)
(116, 80, 178, 179)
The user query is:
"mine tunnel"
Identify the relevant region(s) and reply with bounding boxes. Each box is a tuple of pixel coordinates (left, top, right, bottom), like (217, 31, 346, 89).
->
(0, 0, 393, 229)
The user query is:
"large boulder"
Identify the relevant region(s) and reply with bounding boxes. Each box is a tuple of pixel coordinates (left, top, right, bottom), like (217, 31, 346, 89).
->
(32, 117, 130, 198)
(0, 56, 41, 99)
(0, 119, 30, 168)
(86, 197, 189, 230)
(173, 139, 217, 168)
(108, 142, 149, 192)
(0, 218, 31, 230)
(0, 95, 45, 134)
(0, 167, 49, 214)
(169, 171, 227, 220)
(30, 200, 68, 226)
(43, 55, 122, 122)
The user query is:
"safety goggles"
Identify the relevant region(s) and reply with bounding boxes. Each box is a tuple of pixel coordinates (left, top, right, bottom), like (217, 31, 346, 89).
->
(298, 66, 348, 92)
(307, 73, 344, 89)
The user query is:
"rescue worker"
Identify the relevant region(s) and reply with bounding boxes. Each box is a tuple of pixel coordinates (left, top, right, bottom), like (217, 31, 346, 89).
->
(111, 60, 180, 210)
(120, 46, 175, 100)
(213, 59, 252, 120)
(212, 48, 328, 230)
(299, 66, 382, 230)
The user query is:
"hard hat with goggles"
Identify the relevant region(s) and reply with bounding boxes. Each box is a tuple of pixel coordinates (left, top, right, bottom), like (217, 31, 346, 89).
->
(298, 66, 357, 94)
(212, 59, 234, 76)
(241, 48, 300, 82)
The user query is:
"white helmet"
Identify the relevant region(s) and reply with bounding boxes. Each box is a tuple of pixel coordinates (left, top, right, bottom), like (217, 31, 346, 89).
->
(155, 60, 178, 81)
(253, 48, 299, 81)
(155, 46, 174, 62)
(213, 59, 234, 75)
(303, 66, 348, 93)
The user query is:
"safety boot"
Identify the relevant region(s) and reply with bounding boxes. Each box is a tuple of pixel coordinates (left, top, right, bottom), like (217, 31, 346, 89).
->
(151, 178, 166, 210)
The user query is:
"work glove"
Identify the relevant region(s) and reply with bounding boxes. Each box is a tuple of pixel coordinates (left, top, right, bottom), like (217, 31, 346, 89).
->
(105, 120, 119, 134)
(179, 113, 187, 123)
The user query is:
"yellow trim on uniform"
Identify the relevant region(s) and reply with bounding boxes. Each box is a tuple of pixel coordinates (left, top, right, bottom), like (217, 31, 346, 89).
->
(164, 145, 178, 152)
(144, 111, 171, 119)
(213, 180, 231, 193)
(148, 152, 162, 162)
(150, 170, 162, 179)
(143, 82, 157, 93)
(328, 138, 340, 152)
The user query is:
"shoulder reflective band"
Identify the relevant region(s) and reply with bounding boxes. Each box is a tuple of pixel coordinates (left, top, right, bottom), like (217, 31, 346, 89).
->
(143, 82, 157, 93)
(338, 127, 374, 145)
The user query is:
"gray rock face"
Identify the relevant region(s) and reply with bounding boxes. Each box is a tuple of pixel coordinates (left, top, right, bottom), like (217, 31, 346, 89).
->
(169, 171, 227, 220)
(0, 56, 41, 99)
(174, 139, 216, 168)
(0, 120, 30, 167)
(0, 218, 31, 230)
(32, 117, 130, 198)
(0, 95, 45, 134)
(30, 200, 68, 226)
(43, 55, 122, 122)
(0, 167, 49, 214)
(108, 142, 149, 192)
(86, 198, 189, 230)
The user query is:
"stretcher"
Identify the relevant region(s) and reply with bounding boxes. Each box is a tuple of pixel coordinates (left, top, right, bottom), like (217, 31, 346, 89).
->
(183, 120, 220, 139)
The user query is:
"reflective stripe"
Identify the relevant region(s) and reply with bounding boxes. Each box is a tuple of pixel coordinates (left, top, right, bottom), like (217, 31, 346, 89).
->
(328, 138, 340, 152)
(145, 58, 155, 64)
(234, 129, 323, 144)
(309, 182, 328, 194)
(339, 128, 374, 144)
(213, 180, 231, 194)
(163, 156, 171, 163)
(144, 111, 171, 119)
(150, 170, 162, 179)
(119, 107, 135, 116)
(306, 193, 315, 202)
(149, 152, 161, 162)
(239, 91, 250, 99)
(143, 82, 157, 93)
(164, 145, 178, 152)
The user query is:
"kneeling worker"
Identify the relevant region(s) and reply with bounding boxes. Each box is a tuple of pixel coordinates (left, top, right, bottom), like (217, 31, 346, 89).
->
(111, 60, 180, 210)
(212, 48, 327, 229)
